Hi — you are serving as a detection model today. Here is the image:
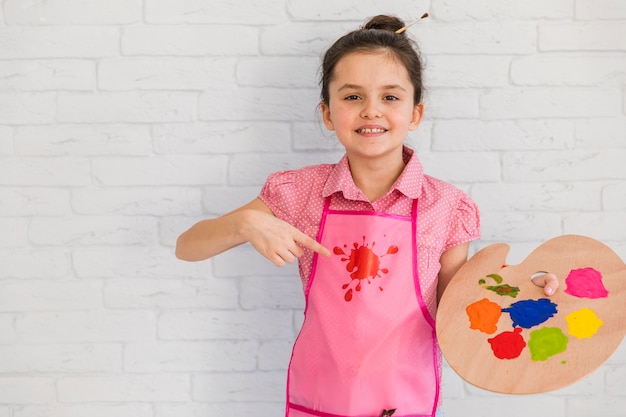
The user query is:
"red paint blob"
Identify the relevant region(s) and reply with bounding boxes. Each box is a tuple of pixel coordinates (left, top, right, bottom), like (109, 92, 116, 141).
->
(488, 327, 526, 360)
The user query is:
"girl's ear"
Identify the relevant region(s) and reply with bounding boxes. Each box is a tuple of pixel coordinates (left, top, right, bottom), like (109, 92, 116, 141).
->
(409, 102, 424, 131)
(320, 102, 335, 131)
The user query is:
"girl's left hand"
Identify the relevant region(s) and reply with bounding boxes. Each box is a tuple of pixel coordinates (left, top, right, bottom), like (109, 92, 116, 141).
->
(531, 272, 559, 296)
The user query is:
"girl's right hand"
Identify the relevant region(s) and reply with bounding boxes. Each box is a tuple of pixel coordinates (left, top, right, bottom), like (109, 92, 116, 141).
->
(240, 208, 331, 267)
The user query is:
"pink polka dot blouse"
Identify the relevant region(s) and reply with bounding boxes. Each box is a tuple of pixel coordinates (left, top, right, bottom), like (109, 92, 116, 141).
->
(259, 146, 481, 312)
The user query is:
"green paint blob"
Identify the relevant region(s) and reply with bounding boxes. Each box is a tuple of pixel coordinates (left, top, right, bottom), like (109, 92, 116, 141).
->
(484, 284, 520, 298)
(528, 327, 568, 361)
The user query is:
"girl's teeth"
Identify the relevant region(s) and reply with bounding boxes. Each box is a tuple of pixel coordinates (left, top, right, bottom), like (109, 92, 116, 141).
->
(359, 128, 385, 133)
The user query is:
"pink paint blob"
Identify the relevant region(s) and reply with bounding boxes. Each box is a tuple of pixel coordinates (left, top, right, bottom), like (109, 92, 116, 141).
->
(564, 267, 608, 299)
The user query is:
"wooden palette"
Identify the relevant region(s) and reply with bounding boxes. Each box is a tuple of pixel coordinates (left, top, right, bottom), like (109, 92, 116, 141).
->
(436, 235, 626, 394)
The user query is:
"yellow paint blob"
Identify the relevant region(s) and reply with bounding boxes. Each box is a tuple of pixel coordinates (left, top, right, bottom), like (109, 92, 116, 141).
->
(566, 308, 603, 339)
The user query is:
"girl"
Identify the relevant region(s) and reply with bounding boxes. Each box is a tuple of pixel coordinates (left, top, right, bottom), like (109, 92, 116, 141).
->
(176, 15, 557, 417)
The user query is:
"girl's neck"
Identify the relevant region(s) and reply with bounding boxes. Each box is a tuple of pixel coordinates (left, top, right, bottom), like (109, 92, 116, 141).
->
(347, 150, 406, 202)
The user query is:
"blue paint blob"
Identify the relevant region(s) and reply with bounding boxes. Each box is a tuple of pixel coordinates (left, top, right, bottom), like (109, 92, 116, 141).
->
(501, 298, 558, 329)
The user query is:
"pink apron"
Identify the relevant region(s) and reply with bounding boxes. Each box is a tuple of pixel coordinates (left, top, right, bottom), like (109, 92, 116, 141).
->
(286, 198, 440, 417)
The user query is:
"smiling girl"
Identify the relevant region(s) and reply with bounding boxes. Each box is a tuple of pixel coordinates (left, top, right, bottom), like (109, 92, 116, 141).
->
(177, 14, 542, 417)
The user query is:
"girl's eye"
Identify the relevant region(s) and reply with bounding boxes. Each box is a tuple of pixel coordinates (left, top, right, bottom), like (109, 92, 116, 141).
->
(345, 95, 360, 101)
(384, 95, 399, 101)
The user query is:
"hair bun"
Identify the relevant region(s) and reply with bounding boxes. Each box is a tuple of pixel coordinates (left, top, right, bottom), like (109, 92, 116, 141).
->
(363, 15, 405, 34)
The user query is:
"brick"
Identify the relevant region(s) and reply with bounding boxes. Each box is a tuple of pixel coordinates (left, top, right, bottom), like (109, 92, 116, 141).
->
(0, 280, 102, 312)
(15, 125, 152, 156)
(14, 311, 156, 343)
(480, 212, 562, 241)
(198, 87, 319, 122)
(258, 340, 293, 371)
(122, 26, 258, 56)
(431, 0, 573, 20)
(213, 245, 300, 278)
(287, 0, 426, 21)
(0, 126, 13, 155)
(72, 187, 202, 216)
(424, 88, 480, 119)
(419, 152, 501, 183)
(568, 396, 626, 417)
(472, 182, 602, 212)
(72, 247, 211, 279)
(292, 122, 344, 151)
(155, 402, 284, 417)
(0, 377, 56, 404)
(0, 27, 118, 59)
(0, 60, 94, 91)
(57, 375, 190, 402)
(201, 186, 261, 214)
(0, 187, 69, 216)
(236, 57, 318, 88)
(92, 155, 228, 186)
(502, 150, 626, 182)
(511, 54, 626, 85)
(425, 55, 510, 87)
(576, 119, 626, 149)
(14, 405, 153, 417)
(57, 92, 197, 123)
(146, 0, 287, 24)
(192, 371, 285, 402)
(539, 22, 626, 51)
(0, 249, 69, 278)
(433, 120, 574, 151)
(28, 216, 158, 246)
(0, 344, 121, 373)
(0, 156, 90, 186)
(261, 22, 353, 56)
(153, 122, 291, 155)
(417, 23, 536, 55)
(480, 88, 621, 119)
(563, 212, 626, 241)
(576, 0, 626, 20)
(4, 0, 142, 24)
(444, 395, 565, 417)
(0, 92, 55, 124)
(0, 315, 16, 343)
(0, 218, 28, 248)
(227, 152, 343, 186)
(158, 310, 294, 340)
(99, 57, 236, 90)
(240, 276, 305, 310)
(104, 278, 238, 309)
(124, 340, 257, 372)
(603, 183, 626, 210)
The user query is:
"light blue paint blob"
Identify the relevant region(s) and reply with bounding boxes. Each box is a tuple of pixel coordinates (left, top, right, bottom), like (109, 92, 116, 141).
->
(501, 298, 558, 329)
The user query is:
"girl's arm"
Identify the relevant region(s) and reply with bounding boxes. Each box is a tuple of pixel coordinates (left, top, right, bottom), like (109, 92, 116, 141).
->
(437, 242, 470, 303)
(175, 198, 330, 265)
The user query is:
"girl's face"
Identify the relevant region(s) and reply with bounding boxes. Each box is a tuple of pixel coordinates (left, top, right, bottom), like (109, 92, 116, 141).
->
(321, 51, 423, 164)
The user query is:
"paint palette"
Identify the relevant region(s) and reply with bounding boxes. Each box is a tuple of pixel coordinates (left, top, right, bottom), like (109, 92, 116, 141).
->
(436, 235, 626, 394)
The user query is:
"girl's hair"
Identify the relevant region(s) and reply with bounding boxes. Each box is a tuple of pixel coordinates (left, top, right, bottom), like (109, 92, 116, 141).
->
(320, 15, 424, 105)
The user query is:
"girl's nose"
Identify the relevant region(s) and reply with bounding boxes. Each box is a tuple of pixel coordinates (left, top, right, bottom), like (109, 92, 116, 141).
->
(360, 99, 382, 119)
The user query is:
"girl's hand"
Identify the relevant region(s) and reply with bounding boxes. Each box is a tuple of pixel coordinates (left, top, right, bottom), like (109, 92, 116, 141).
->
(241, 209, 331, 267)
(531, 272, 559, 296)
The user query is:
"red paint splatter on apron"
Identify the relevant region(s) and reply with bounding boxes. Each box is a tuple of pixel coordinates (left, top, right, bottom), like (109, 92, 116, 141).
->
(333, 236, 398, 301)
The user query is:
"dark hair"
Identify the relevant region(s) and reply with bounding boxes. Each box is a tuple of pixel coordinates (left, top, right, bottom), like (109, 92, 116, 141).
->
(320, 15, 424, 105)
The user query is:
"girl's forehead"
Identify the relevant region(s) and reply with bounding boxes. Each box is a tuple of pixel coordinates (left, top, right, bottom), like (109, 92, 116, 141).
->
(332, 51, 412, 85)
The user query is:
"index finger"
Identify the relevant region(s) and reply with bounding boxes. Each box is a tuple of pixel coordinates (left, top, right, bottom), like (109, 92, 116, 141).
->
(296, 233, 331, 258)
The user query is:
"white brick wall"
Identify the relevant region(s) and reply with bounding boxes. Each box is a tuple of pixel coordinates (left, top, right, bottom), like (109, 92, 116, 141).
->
(0, 0, 624, 416)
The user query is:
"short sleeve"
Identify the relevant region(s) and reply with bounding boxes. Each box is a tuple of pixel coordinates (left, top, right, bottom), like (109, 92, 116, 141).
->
(444, 193, 481, 251)
(258, 170, 301, 224)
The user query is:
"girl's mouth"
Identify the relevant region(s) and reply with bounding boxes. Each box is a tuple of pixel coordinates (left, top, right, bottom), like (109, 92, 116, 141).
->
(356, 128, 387, 134)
